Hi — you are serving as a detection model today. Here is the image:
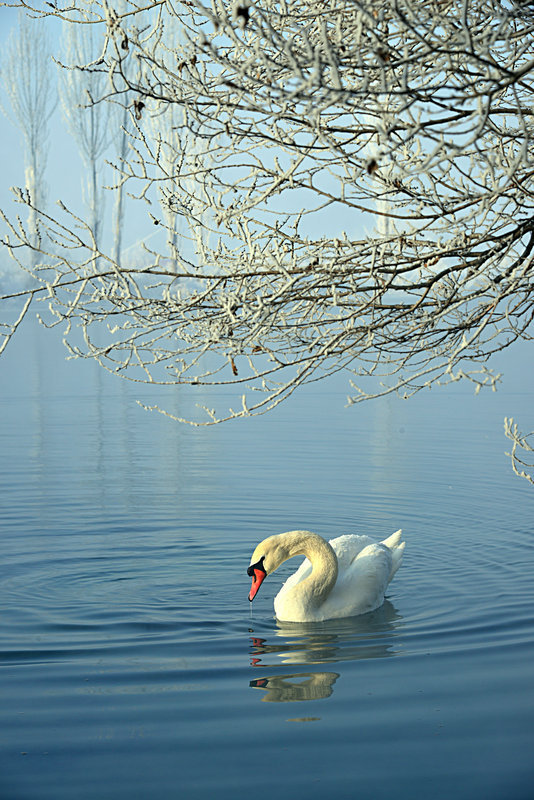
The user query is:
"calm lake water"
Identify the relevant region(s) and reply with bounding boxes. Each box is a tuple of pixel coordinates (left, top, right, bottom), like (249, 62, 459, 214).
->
(1, 319, 534, 800)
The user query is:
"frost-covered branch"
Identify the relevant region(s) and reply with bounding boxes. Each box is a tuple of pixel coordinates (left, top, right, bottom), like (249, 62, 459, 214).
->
(1, 0, 534, 428)
(504, 417, 534, 485)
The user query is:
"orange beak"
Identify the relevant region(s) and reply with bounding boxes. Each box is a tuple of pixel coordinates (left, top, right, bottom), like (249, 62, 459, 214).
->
(247, 559, 267, 602)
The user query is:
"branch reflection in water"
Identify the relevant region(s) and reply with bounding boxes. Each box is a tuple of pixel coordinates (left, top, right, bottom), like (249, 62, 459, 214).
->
(249, 601, 402, 703)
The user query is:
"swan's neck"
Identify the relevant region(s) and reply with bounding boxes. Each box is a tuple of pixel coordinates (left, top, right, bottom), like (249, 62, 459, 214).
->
(282, 531, 338, 606)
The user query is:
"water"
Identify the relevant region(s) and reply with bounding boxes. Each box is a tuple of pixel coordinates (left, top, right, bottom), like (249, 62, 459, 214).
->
(1, 320, 534, 800)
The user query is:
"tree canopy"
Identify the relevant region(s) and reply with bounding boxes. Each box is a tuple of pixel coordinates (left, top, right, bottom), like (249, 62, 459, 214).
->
(1, 1, 534, 472)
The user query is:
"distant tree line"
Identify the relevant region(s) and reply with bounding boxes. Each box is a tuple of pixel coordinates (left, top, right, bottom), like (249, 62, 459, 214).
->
(0, 8, 161, 280)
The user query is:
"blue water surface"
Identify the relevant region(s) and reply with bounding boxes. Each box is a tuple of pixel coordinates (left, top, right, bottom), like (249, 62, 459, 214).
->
(1, 319, 533, 800)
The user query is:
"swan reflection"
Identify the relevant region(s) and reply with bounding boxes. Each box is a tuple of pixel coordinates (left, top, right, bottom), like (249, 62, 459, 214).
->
(248, 602, 402, 703)
(250, 600, 403, 667)
(250, 672, 339, 702)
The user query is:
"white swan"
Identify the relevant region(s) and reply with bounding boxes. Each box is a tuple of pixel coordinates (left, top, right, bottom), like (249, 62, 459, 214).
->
(247, 529, 405, 622)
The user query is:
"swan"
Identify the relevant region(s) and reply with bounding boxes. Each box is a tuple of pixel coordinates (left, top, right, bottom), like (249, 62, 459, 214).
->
(247, 529, 405, 622)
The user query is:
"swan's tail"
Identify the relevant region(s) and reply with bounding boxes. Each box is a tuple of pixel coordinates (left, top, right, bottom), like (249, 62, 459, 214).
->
(381, 529, 405, 581)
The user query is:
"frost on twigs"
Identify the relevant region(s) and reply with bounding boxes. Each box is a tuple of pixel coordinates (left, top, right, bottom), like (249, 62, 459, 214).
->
(1, 0, 534, 429)
(504, 418, 534, 485)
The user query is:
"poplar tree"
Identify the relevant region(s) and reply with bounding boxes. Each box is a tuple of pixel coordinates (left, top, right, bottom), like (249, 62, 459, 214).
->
(59, 16, 110, 255)
(1, 11, 56, 268)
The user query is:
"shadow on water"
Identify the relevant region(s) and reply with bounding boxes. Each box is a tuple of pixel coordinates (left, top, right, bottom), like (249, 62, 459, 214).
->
(248, 600, 402, 702)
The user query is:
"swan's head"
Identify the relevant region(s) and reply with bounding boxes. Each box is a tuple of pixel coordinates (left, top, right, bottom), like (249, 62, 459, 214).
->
(247, 534, 292, 602)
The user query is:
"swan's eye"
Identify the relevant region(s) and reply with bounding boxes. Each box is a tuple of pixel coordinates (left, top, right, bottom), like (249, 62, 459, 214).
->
(247, 556, 266, 577)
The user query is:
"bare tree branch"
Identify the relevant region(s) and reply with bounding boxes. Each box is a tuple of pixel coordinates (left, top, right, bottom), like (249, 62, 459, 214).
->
(504, 417, 534, 485)
(0, 0, 533, 439)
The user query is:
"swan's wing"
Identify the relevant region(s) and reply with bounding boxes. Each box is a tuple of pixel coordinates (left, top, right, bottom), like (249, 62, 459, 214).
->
(278, 533, 402, 618)
(323, 543, 393, 618)
(277, 533, 370, 592)
(329, 534, 376, 568)
(381, 529, 403, 549)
